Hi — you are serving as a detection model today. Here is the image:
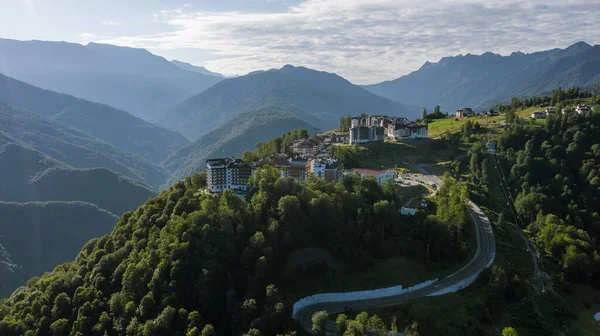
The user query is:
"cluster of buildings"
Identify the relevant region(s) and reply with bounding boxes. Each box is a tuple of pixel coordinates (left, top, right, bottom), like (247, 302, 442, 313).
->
(575, 104, 591, 114)
(531, 107, 557, 119)
(206, 134, 347, 193)
(349, 115, 428, 144)
(205, 131, 400, 193)
(205, 113, 436, 194)
(455, 108, 499, 118)
(532, 104, 593, 119)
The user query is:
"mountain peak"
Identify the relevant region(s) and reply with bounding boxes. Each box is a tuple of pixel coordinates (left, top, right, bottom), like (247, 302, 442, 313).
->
(419, 61, 436, 70)
(568, 41, 592, 49)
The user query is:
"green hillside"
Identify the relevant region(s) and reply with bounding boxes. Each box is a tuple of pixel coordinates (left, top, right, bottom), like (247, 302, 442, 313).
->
(0, 143, 155, 216)
(0, 162, 471, 335)
(0, 73, 190, 164)
(162, 106, 317, 185)
(0, 201, 117, 297)
(0, 104, 167, 188)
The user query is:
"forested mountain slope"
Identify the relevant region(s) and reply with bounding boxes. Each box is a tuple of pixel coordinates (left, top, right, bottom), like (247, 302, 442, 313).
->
(162, 106, 317, 185)
(159, 65, 412, 139)
(0, 73, 189, 163)
(497, 108, 600, 284)
(0, 38, 222, 119)
(0, 201, 117, 298)
(0, 104, 167, 188)
(364, 42, 600, 111)
(0, 143, 155, 215)
(0, 163, 470, 335)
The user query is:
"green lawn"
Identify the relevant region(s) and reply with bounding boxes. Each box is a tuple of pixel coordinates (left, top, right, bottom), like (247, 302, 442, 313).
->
(427, 107, 551, 138)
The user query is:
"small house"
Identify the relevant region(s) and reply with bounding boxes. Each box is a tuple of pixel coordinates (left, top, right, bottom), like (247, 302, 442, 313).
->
(531, 111, 546, 119)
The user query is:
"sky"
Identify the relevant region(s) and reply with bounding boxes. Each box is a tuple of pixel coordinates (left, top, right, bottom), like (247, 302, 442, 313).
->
(1, 0, 599, 84)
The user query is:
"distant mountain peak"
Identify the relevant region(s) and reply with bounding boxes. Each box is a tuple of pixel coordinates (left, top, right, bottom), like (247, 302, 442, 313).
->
(481, 51, 501, 57)
(570, 41, 592, 48)
(566, 41, 592, 51)
(419, 61, 436, 71)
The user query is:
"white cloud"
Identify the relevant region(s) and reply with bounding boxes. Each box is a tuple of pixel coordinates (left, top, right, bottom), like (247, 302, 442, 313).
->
(78, 32, 96, 41)
(100, 20, 121, 26)
(96, 0, 600, 84)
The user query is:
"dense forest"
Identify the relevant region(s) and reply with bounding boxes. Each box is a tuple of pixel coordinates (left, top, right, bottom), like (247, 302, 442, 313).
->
(0, 165, 470, 335)
(0, 143, 155, 216)
(0, 201, 118, 297)
(496, 108, 600, 286)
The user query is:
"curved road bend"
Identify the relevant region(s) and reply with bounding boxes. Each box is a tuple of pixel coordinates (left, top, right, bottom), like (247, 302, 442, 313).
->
(296, 170, 496, 334)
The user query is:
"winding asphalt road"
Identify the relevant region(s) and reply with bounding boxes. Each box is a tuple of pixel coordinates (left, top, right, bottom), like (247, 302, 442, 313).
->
(295, 169, 496, 334)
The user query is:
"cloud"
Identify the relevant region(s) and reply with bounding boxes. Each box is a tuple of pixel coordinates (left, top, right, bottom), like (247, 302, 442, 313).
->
(78, 33, 96, 43)
(23, 0, 37, 17)
(100, 20, 121, 26)
(97, 0, 600, 84)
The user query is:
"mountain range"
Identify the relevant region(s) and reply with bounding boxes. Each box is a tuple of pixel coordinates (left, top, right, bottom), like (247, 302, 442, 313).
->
(364, 42, 600, 111)
(0, 38, 223, 119)
(158, 64, 412, 139)
(0, 73, 189, 164)
(0, 103, 166, 187)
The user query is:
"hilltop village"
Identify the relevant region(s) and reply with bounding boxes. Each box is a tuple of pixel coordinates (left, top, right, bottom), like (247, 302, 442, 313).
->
(205, 115, 428, 194)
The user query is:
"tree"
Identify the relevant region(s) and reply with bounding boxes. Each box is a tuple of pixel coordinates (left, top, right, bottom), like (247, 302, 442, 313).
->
(336, 314, 348, 335)
(312, 311, 329, 335)
(340, 116, 352, 132)
(367, 315, 386, 335)
(502, 326, 519, 336)
(50, 318, 71, 336)
(243, 329, 261, 336)
(404, 322, 420, 336)
(422, 108, 428, 120)
(470, 151, 480, 183)
(201, 324, 215, 336)
(51, 293, 71, 320)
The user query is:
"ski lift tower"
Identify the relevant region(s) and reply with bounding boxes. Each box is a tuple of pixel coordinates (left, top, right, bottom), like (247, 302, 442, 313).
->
(486, 131, 496, 154)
